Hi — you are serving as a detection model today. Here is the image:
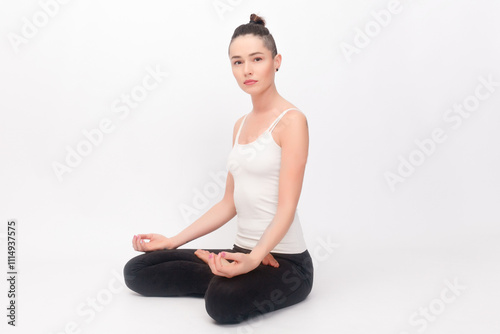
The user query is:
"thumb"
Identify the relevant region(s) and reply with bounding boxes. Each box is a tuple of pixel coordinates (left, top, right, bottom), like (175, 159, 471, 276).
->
(220, 252, 242, 262)
(140, 239, 150, 251)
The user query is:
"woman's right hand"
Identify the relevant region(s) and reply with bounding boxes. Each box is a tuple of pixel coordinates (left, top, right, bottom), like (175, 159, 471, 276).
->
(132, 233, 175, 252)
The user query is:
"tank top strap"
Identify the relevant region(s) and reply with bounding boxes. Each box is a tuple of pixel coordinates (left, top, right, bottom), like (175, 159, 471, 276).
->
(268, 108, 301, 133)
(235, 113, 249, 143)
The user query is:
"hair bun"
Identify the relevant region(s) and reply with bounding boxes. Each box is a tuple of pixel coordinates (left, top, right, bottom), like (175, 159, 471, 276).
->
(249, 13, 265, 26)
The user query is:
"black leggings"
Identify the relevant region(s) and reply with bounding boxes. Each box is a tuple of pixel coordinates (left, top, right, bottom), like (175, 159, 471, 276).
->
(123, 244, 314, 324)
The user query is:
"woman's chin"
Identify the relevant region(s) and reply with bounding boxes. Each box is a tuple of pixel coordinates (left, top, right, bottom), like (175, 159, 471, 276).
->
(241, 85, 261, 95)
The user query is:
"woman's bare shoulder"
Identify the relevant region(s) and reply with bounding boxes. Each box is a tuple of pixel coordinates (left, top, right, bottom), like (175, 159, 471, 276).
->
(279, 105, 307, 127)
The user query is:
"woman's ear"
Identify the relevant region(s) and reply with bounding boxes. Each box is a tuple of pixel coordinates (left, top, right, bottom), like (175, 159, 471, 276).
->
(274, 54, 282, 72)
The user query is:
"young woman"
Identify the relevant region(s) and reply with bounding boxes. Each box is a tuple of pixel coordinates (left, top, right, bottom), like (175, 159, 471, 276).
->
(123, 13, 314, 324)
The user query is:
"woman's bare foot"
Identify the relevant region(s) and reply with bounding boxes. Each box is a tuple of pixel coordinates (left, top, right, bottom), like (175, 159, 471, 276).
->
(194, 249, 231, 265)
(261, 253, 280, 268)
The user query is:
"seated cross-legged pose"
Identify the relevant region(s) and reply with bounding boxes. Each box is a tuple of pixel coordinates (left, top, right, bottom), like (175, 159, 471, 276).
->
(123, 13, 314, 324)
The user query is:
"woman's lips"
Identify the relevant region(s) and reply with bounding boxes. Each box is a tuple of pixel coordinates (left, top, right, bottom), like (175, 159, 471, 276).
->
(244, 80, 258, 85)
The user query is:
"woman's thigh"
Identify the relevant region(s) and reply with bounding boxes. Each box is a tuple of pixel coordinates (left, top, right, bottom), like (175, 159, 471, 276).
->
(204, 250, 314, 324)
(123, 247, 233, 297)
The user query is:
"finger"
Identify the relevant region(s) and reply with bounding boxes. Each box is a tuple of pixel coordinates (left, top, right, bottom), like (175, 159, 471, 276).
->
(132, 235, 138, 251)
(217, 253, 238, 277)
(210, 253, 227, 277)
(215, 256, 235, 277)
(137, 233, 153, 240)
(135, 235, 141, 250)
(133, 235, 141, 251)
(217, 253, 230, 268)
(137, 235, 146, 252)
(207, 253, 217, 274)
(215, 253, 224, 272)
(220, 252, 241, 262)
(140, 236, 150, 252)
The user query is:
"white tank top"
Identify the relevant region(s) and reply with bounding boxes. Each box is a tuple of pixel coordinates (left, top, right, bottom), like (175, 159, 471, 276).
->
(226, 108, 307, 254)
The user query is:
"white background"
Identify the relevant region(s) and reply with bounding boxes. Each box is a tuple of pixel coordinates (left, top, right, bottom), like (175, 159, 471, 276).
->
(1, 0, 499, 333)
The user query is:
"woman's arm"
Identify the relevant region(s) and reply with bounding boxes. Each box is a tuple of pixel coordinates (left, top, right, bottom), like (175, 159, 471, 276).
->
(249, 110, 309, 262)
(207, 110, 309, 277)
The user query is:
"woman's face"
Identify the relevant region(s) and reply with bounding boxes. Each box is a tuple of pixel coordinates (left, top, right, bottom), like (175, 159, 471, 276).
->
(229, 34, 280, 95)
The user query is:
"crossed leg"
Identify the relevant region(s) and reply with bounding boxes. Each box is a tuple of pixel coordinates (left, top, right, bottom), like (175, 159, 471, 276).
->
(204, 251, 314, 324)
(123, 247, 313, 324)
(123, 247, 232, 297)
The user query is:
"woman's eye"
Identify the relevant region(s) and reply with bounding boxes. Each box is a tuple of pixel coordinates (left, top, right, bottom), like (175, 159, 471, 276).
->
(234, 61, 241, 65)
(254, 57, 262, 61)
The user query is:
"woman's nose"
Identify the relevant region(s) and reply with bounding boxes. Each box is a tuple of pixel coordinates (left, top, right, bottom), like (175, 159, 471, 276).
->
(244, 62, 253, 75)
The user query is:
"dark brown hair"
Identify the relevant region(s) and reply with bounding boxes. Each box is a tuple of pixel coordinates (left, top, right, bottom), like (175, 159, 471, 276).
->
(229, 13, 278, 58)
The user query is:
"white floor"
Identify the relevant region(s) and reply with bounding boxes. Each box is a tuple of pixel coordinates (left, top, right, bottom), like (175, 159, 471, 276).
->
(2, 234, 499, 334)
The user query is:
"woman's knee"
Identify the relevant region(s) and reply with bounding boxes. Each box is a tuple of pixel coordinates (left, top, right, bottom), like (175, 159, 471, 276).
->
(204, 266, 314, 324)
(123, 260, 136, 289)
(204, 277, 247, 324)
(122, 255, 147, 293)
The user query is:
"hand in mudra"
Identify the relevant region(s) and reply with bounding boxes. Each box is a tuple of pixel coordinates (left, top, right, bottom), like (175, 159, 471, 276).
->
(194, 249, 279, 268)
(132, 234, 174, 252)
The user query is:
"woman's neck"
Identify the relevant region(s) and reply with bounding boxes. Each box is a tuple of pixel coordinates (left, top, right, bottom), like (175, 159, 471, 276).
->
(250, 83, 284, 114)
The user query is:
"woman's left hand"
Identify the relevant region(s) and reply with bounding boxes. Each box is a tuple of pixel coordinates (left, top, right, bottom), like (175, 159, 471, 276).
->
(207, 251, 260, 278)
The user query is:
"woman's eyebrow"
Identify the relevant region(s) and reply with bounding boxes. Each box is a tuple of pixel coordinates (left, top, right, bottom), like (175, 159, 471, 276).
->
(231, 51, 264, 59)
